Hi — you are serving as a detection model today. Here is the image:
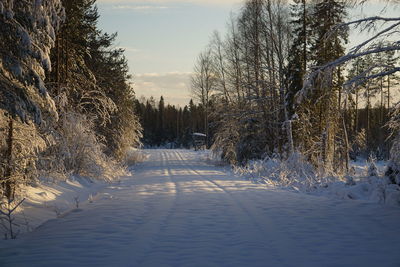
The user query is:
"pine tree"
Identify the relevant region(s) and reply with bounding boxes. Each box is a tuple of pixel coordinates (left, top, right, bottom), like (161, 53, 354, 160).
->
(0, 0, 64, 199)
(286, 0, 311, 116)
(49, 0, 116, 123)
(157, 96, 165, 145)
(295, 0, 348, 170)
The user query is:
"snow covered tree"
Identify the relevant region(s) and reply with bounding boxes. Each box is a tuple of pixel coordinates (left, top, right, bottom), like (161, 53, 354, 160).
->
(48, 0, 116, 124)
(286, 0, 312, 117)
(295, 0, 349, 170)
(300, 0, 399, 173)
(0, 0, 144, 201)
(0, 0, 63, 124)
(0, 0, 64, 199)
(45, 0, 142, 163)
(189, 0, 292, 163)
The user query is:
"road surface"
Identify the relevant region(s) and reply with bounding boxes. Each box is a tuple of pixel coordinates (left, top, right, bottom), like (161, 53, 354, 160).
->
(1, 150, 399, 266)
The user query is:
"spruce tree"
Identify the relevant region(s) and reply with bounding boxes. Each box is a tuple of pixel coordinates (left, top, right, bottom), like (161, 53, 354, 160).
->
(295, 0, 348, 169)
(286, 0, 311, 116)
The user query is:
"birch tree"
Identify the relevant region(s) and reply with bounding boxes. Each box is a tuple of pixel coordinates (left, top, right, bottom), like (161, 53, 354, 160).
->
(191, 48, 217, 147)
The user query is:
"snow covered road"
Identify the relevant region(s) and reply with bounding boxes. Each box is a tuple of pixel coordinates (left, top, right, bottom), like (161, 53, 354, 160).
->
(1, 149, 400, 267)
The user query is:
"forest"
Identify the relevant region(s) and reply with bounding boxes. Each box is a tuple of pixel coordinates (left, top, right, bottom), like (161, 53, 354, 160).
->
(0, 0, 142, 204)
(187, 0, 400, 177)
(137, 0, 400, 177)
(0, 0, 399, 263)
(0, 0, 400, 216)
(134, 97, 206, 147)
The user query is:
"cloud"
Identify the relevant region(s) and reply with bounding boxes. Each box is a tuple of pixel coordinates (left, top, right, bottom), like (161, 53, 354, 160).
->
(98, 0, 241, 7)
(133, 72, 193, 107)
(136, 71, 192, 78)
(112, 5, 169, 11)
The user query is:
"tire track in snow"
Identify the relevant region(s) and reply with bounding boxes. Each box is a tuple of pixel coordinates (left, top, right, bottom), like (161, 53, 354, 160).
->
(172, 150, 302, 262)
(2, 150, 399, 266)
(135, 150, 182, 266)
(168, 150, 272, 265)
(139, 150, 267, 266)
(173, 150, 265, 233)
(157, 150, 181, 233)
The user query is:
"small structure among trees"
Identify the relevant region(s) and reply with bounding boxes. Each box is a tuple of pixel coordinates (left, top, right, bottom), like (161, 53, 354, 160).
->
(193, 133, 207, 150)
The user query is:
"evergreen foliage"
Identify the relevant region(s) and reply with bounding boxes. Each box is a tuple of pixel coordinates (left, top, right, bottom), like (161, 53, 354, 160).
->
(0, 0, 142, 200)
(135, 97, 206, 148)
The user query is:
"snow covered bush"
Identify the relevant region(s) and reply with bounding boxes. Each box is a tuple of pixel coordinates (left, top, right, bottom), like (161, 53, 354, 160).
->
(211, 114, 241, 165)
(233, 151, 400, 205)
(367, 156, 379, 178)
(124, 148, 148, 167)
(386, 102, 400, 185)
(234, 152, 322, 191)
(0, 113, 47, 199)
(39, 111, 126, 182)
(385, 136, 400, 185)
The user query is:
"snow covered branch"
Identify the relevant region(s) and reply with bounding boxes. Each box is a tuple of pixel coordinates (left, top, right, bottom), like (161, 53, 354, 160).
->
(345, 67, 400, 87)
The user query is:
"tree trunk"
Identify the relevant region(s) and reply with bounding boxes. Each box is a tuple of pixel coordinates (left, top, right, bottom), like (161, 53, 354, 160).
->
(342, 115, 350, 173)
(355, 88, 359, 133)
(366, 85, 370, 149)
(3, 116, 14, 200)
(302, 0, 307, 73)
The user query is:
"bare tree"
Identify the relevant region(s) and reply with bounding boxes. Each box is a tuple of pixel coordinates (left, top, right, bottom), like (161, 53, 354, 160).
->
(191, 48, 217, 146)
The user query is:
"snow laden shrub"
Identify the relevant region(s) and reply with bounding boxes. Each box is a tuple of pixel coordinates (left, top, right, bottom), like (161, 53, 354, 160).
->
(385, 102, 400, 185)
(324, 177, 399, 205)
(321, 160, 400, 206)
(0, 113, 46, 198)
(386, 134, 400, 185)
(211, 115, 241, 165)
(234, 152, 324, 191)
(107, 107, 143, 162)
(367, 156, 379, 178)
(40, 112, 126, 182)
(234, 151, 400, 205)
(364, 160, 400, 205)
(386, 102, 400, 185)
(124, 148, 148, 166)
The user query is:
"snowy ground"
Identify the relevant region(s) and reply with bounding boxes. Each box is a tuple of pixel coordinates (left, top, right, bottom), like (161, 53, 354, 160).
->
(1, 149, 399, 266)
(6, 177, 109, 234)
(233, 153, 400, 205)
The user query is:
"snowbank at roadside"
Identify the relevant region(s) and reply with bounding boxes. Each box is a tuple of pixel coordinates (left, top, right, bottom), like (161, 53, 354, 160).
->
(229, 153, 400, 206)
(1, 148, 148, 238)
(8, 176, 109, 236)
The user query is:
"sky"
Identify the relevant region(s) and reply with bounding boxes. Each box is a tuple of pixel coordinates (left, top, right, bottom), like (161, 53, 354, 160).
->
(96, 0, 399, 107)
(96, 0, 242, 106)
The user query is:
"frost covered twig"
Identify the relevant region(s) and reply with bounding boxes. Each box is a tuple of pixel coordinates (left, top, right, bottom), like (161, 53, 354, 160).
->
(0, 198, 25, 239)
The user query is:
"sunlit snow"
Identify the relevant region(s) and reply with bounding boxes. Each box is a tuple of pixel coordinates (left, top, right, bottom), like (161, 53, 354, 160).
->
(0, 150, 399, 266)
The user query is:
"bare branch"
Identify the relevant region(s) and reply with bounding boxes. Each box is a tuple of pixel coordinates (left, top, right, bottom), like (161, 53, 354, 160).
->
(345, 66, 400, 87)
(348, 21, 400, 55)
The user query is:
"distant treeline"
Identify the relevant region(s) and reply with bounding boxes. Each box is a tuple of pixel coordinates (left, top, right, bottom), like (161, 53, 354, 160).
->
(134, 97, 208, 148)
